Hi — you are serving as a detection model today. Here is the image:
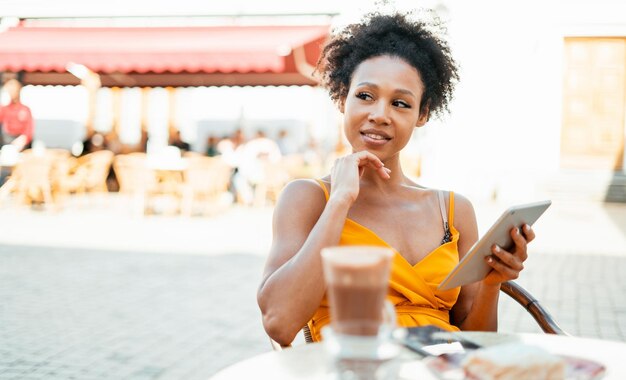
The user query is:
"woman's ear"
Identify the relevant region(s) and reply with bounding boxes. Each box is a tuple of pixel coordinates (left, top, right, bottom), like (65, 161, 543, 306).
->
(416, 103, 430, 128)
(339, 97, 346, 114)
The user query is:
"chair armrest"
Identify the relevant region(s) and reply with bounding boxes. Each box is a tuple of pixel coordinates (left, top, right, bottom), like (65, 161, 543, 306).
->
(500, 281, 569, 336)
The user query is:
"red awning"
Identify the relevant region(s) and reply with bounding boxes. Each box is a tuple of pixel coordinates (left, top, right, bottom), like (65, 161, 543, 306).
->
(0, 24, 329, 86)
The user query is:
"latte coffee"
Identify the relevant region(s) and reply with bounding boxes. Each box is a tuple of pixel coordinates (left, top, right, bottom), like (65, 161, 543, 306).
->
(321, 246, 394, 336)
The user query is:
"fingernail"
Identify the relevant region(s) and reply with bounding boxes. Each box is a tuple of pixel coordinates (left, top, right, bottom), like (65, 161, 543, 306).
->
(494, 245, 501, 253)
(486, 256, 493, 263)
(516, 228, 520, 235)
(384, 168, 391, 173)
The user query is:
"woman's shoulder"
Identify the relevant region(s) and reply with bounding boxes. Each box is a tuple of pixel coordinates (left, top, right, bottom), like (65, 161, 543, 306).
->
(441, 191, 477, 235)
(276, 178, 328, 207)
(447, 191, 475, 216)
(281, 177, 326, 194)
(273, 178, 329, 227)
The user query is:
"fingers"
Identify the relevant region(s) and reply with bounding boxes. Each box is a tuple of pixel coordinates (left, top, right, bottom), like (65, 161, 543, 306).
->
(483, 225, 536, 284)
(485, 253, 521, 280)
(353, 150, 390, 179)
(488, 245, 524, 272)
(510, 226, 528, 261)
(374, 166, 391, 179)
(522, 224, 535, 243)
(354, 150, 383, 169)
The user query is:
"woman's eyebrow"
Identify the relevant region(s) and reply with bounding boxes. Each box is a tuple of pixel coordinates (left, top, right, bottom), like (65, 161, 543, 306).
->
(355, 82, 416, 99)
(355, 81, 378, 88)
(395, 88, 416, 99)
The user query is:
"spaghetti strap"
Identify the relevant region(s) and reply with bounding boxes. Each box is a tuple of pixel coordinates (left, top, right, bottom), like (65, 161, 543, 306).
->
(316, 179, 330, 201)
(437, 190, 448, 226)
(438, 190, 453, 245)
(448, 191, 455, 226)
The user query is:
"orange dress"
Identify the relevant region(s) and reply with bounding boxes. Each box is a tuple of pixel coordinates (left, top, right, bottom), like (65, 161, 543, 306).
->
(308, 180, 462, 341)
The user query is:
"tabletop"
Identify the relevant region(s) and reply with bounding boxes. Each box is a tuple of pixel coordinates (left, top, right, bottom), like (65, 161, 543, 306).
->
(210, 331, 626, 380)
(0, 144, 19, 167)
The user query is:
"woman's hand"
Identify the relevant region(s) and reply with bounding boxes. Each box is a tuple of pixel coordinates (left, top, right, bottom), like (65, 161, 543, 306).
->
(482, 224, 536, 286)
(329, 150, 390, 205)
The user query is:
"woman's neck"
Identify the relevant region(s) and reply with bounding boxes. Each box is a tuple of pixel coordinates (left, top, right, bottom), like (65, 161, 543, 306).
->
(361, 162, 406, 189)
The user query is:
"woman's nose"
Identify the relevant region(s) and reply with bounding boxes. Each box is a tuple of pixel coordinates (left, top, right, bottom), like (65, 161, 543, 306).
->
(368, 102, 391, 125)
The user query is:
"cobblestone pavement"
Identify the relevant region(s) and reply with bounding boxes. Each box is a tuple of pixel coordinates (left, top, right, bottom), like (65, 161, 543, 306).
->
(0, 245, 268, 380)
(497, 253, 626, 340)
(0, 196, 625, 379)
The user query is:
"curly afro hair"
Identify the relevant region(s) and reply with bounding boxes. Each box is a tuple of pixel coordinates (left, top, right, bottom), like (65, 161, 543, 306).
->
(317, 11, 459, 119)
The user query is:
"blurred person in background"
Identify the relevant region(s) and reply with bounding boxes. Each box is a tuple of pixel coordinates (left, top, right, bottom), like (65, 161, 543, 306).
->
(217, 129, 247, 202)
(0, 79, 33, 152)
(277, 129, 298, 156)
(206, 136, 220, 157)
(169, 129, 190, 152)
(235, 130, 282, 205)
(0, 79, 34, 186)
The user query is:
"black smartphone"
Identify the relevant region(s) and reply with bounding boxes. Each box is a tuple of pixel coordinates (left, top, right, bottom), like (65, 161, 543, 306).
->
(405, 325, 452, 346)
(401, 325, 481, 356)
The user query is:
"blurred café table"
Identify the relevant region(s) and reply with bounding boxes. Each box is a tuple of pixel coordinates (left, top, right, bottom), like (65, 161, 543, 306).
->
(145, 148, 188, 192)
(146, 148, 188, 172)
(209, 331, 626, 380)
(0, 144, 19, 189)
(0, 144, 19, 168)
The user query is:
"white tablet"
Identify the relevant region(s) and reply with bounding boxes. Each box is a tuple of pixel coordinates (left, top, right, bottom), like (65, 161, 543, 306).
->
(438, 200, 552, 291)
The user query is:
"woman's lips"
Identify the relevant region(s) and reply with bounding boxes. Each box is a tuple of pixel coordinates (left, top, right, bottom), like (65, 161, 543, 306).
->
(360, 131, 391, 146)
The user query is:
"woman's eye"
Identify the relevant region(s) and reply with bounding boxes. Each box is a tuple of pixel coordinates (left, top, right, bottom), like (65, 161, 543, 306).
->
(393, 100, 411, 108)
(356, 92, 372, 100)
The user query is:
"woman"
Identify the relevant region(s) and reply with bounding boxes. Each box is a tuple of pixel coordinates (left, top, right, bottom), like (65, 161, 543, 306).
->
(257, 11, 535, 346)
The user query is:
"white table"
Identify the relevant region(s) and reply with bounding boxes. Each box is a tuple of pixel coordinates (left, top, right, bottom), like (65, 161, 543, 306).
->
(210, 332, 626, 380)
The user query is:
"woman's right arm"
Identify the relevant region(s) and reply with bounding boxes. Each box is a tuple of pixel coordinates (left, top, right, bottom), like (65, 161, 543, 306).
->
(257, 151, 389, 345)
(257, 179, 352, 345)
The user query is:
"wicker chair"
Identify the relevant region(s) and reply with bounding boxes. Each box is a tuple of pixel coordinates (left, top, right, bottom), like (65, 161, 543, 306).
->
(180, 156, 232, 216)
(112, 154, 158, 215)
(9, 153, 55, 207)
(269, 280, 567, 351)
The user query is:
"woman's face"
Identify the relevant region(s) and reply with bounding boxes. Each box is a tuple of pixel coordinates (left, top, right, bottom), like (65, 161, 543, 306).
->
(341, 55, 428, 162)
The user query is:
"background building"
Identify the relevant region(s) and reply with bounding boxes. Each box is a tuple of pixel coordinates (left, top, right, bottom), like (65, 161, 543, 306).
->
(1, 0, 625, 202)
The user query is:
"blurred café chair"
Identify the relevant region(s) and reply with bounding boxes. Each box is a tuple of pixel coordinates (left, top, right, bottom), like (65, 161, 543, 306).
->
(15, 148, 73, 203)
(76, 150, 114, 193)
(52, 150, 115, 198)
(253, 160, 290, 207)
(45, 148, 71, 159)
(113, 153, 158, 215)
(9, 153, 55, 208)
(270, 325, 313, 351)
(180, 156, 232, 216)
(50, 154, 80, 198)
(145, 147, 188, 215)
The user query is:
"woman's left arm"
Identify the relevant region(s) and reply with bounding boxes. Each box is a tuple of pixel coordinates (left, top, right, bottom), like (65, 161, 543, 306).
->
(450, 196, 535, 331)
